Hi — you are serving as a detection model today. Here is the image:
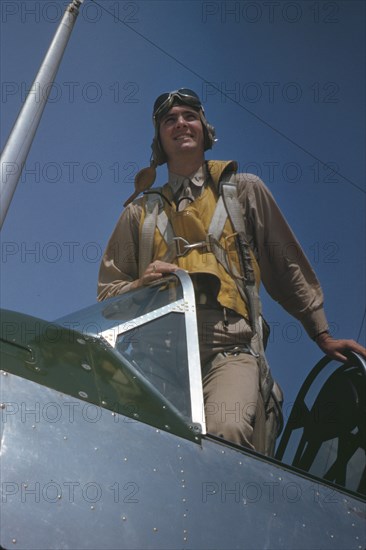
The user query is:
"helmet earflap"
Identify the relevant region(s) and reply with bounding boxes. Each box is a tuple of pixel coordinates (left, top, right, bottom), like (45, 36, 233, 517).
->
(151, 132, 167, 166)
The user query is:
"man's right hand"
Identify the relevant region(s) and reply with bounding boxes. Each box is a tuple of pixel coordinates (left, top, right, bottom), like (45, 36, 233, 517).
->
(132, 260, 178, 289)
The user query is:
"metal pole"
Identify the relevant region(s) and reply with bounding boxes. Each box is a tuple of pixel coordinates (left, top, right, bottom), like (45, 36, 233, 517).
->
(0, 0, 84, 229)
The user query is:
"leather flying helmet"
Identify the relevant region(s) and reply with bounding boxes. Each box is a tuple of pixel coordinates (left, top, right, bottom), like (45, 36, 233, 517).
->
(124, 89, 216, 206)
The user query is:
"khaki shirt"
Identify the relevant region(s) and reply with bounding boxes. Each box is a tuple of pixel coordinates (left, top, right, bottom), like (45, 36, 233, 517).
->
(97, 162, 328, 339)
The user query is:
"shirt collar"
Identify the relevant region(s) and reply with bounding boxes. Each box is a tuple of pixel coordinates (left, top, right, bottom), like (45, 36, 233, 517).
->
(168, 164, 207, 195)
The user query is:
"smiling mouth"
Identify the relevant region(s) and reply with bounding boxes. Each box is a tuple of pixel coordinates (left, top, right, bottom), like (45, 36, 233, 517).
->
(174, 134, 193, 141)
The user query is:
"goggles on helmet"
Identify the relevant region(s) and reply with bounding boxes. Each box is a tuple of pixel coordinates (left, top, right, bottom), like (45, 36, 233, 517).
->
(153, 88, 203, 124)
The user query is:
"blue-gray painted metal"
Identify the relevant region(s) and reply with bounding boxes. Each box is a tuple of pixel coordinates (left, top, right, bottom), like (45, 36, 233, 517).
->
(1, 276, 365, 548)
(0, 0, 84, 229)
(1, 372, 365, 550)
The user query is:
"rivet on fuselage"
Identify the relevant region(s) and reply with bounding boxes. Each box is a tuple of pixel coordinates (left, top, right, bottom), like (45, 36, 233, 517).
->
(81, 363, 92, 371)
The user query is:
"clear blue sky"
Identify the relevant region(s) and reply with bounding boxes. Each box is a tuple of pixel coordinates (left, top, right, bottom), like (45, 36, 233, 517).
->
(1, 0, 365, 407)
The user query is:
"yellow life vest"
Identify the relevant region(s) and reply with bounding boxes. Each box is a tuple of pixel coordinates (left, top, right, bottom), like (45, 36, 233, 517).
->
(139, 161, 261, 320)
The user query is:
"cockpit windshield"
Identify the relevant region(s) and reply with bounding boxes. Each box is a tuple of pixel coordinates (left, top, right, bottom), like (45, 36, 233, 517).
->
(56, 270, 205, 435)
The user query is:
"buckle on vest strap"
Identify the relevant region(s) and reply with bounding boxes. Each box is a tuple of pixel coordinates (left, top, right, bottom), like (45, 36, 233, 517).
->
(174, 236, 211, 257)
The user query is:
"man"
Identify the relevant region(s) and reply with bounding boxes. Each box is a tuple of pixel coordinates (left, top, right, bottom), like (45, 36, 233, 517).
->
(98, 88, 366, 454)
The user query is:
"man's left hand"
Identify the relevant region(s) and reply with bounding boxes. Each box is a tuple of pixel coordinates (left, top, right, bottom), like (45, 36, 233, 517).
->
(316, 332, 366, 362)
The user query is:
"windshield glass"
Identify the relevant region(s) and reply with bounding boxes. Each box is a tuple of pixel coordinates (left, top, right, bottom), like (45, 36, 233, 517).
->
(58, 277, 183, 337)
(56, 272, 203, 430)
(115, 312, 190, 417)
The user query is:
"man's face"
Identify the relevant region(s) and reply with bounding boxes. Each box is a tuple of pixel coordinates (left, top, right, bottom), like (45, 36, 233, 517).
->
(158, 105, 205, 161)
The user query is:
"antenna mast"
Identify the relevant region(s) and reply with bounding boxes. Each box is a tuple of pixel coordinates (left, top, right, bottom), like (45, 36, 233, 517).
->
(0, 0, 85, 229)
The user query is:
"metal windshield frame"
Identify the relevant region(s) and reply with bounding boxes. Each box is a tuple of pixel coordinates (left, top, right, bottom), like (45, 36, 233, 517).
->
(94, 270, 205, 434)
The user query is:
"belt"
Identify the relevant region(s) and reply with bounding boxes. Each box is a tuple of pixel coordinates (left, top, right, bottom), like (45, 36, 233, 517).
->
(222, 345, 259, 358)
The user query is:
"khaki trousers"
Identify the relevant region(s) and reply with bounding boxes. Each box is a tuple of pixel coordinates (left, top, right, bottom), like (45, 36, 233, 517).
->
(197, 305, 266, 453)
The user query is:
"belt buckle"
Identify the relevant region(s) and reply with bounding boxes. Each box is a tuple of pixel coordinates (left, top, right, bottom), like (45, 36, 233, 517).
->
(223, 344, 258, 357)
